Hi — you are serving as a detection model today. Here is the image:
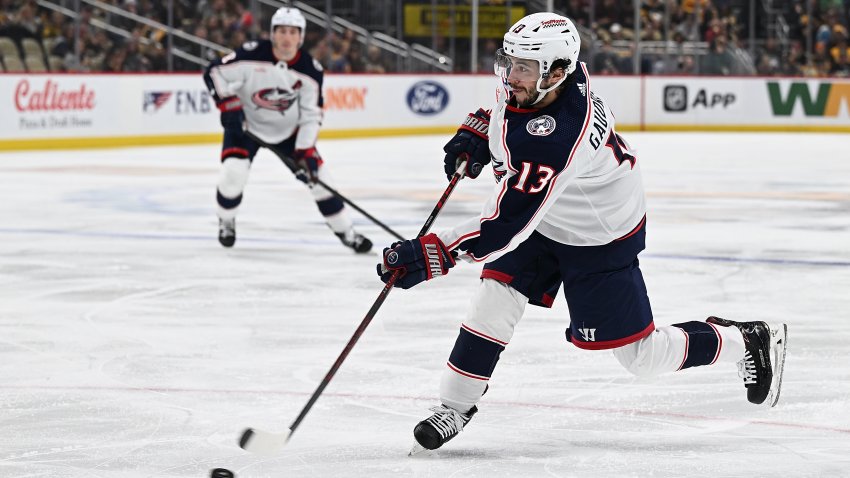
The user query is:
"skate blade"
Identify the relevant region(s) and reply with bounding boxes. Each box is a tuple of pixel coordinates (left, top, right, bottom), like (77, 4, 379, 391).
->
(767, 323, 788, 407)
(408, 442, 428, 456)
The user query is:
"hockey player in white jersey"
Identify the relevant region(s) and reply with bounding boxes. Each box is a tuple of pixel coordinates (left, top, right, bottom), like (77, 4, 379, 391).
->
(203, 7, 371, 252)
(377, 12, 788, 452)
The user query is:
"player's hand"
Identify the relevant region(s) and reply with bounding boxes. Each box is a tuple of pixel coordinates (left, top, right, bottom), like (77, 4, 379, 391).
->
(377, 233, 456, 289)
(217, 97, 244, 134)
(294, 147, 322, 184)
(443, 108, 491, 180)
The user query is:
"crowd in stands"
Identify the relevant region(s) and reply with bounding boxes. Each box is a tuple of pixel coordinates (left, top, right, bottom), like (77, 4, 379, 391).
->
(557, 0, 850, 77)
(1, 0, 848, 78)
(0, 0, 393, 73)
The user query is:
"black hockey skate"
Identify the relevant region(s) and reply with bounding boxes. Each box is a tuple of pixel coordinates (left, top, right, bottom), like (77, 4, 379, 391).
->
(335, 231, 372, 253)
(707, 316, 787, 407)
(218, 218, 235, 248)
(410, 404, 477, 455)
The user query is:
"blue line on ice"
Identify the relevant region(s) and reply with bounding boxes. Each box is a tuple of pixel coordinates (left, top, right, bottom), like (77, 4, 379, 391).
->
(2, 227, 848, 268)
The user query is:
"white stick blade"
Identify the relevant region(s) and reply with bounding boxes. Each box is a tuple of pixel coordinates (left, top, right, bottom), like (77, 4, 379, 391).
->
(239, 427, 290, 455)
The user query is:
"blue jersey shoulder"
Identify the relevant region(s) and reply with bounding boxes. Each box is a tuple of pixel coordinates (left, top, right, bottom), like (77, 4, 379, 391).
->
(288, 50, 324, 86)
(503, 66, 591, 169)
(231, 39, 275, 63)
(204, 40, 274, 73)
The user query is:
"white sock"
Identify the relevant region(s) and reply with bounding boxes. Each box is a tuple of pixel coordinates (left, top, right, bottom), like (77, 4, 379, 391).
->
(709, 321, 746, 363)
(324, 210, 353, 235)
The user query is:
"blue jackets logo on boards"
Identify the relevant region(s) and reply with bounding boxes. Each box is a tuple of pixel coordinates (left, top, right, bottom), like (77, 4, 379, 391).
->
(406, 81, 449, 115)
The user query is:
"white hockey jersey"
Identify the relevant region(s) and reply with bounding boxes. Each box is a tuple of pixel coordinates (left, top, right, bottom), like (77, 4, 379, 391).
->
(438, 63, 647, 263)
(203, 40, 323, 148)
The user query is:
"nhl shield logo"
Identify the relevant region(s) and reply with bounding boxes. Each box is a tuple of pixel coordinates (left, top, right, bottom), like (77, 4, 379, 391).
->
(526, 115, 556, 136)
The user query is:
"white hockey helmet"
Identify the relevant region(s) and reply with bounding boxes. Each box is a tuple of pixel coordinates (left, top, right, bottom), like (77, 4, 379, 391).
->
(497, 12, 581, 104)
(270, 7, 307, 46)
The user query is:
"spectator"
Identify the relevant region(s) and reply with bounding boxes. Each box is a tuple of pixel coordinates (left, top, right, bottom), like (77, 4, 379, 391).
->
(118, 0, 139, 32)
(40, 10, 65, 39)
(80, 28, 112, 71)
(193, 24, 216, 62)
(50, 22, 75, 59)
(364, 45, 387, 73)
(677, 54, 698, 75)
(147, 43, 167, 70)
(228, 28, 245, 51)
(609, 22, 626, 42)
(3, 0, 846, 77)
(309, 36, 330, 66)
(123, 36, 150, 71)
(478, 38, 498, 73)
(347, 41, 365, 72)
(593, 38, 622, 74)
(641, 12, 663, 41)
(104, 44, 127, 72)
(594, 0, 627, 32)
(674, 13, 701, 42)
(830, 24, 849, 62)
(701, 36, 734, 75)
(756, 37, 782, 75)
(326, 34, 351, 73)
(13, 2, 40, 35)
(832, 47, 850, 75)
(781, 41, 806, 76)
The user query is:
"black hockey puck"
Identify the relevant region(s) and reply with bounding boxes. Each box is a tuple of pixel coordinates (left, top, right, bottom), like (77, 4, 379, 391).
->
(210, 468, 234, 478)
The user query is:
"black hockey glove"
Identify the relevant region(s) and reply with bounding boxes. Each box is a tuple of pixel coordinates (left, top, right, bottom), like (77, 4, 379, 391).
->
(443, 108, 491, 180)
(217, 96, 244, 135)
(377, 233, 456, 289)
(294, 147, 322, 184)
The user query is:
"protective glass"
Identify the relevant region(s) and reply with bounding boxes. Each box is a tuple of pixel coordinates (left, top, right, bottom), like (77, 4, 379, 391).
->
(494, 48, 540, 82)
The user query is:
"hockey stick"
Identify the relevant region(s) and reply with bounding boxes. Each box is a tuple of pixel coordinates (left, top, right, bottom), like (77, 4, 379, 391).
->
(239, 160, 467, 454)
(244, 130, 404, 241)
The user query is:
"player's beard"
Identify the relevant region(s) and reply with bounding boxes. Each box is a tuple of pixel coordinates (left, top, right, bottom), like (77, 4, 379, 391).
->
(514, 85, 539, 108)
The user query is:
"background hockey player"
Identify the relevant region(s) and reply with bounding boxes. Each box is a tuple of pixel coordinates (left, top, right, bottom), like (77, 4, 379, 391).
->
(377, 12, 788, 453)
(203, 7, 372, 253)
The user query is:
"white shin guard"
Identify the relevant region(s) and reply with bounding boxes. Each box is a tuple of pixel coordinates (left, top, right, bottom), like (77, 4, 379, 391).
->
(612, 326, 689, 377)
(309, 167, 335, 202)
(324, 210, 353, 235)
(440, 279, 528, 413)
(217, 158, 251, 219)
(308, 167, 354, 234)
(612, 322, 746, 377)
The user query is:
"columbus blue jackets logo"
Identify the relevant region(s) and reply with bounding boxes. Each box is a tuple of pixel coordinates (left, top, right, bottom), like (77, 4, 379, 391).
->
(251, 87, 299, 113)
(526, 115, 556, 136)
(143, 91, 172, 112)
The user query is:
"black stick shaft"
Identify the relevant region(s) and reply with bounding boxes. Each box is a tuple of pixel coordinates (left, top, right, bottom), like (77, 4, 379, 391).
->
(244, 130, 404, 241)
(286, 164, 466, 438)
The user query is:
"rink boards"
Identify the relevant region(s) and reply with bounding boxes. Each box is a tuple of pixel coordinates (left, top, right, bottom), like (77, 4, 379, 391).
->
(1, 72, 849, 150)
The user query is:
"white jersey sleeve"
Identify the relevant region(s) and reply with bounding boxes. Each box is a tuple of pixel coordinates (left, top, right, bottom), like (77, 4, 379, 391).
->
(292, 61, 323, 150)
(438, 63, 646, 262)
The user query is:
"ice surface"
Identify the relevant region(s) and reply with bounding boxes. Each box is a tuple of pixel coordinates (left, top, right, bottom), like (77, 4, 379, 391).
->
(1, 133, 849, 477)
